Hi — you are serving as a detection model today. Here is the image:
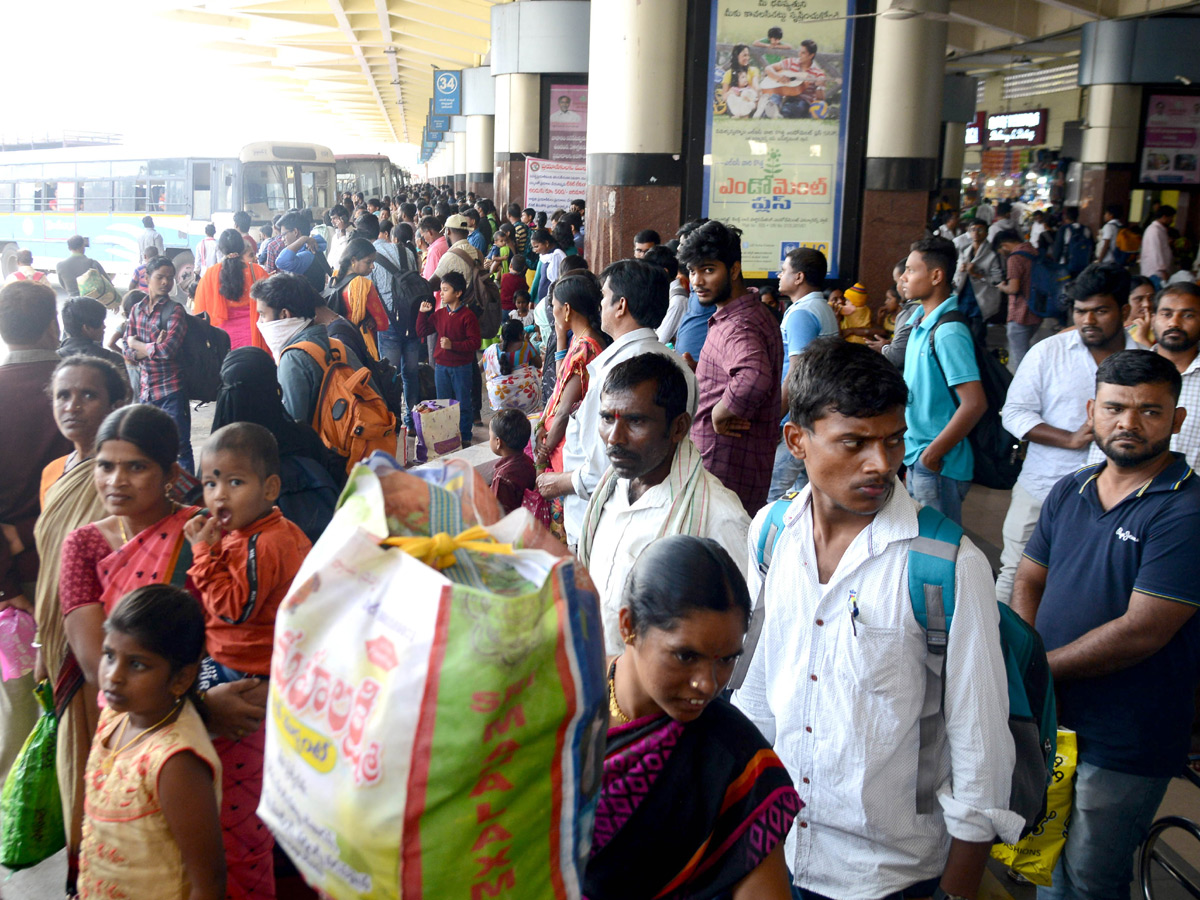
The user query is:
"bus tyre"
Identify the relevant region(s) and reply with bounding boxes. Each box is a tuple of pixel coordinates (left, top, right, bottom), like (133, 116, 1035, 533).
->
(168, 249, 195, 271)
(0, 244, 17, 279)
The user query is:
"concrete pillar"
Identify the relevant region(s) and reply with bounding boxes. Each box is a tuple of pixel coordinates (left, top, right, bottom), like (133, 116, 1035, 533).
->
(467, 115, 495, 200)
(453, 132, 468, 195)
(1079, 84, 1142, 232)
(585, 0, 686, 271)
(859, 0, 948, 300)
(941, 122, 967, 201)
(495, 73, 540, 214)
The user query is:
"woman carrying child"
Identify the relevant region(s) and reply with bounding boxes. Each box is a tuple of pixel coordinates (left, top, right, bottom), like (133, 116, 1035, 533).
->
(79, 585, 225, 900)
(482, 319, 543, 416)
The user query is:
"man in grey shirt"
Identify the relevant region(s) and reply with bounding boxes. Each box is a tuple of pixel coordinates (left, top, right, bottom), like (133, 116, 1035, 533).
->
(138, 215, 165, 258)
(55, 235, 105, 296)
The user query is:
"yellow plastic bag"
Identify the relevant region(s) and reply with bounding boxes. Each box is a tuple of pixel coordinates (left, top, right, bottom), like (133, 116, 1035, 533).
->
(991, 729, 1077, 886)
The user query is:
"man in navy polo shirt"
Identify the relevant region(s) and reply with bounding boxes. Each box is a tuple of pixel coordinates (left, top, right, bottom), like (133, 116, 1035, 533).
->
(1014, 349, 1200, 900)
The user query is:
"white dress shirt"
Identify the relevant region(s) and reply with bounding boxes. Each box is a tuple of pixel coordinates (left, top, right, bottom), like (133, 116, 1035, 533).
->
(1141, 220, 1172, 278)
(1172, 353, 1200, 468)
(732, 485, 1021, 899)
(590, 462, 750, 656)
(1001, 329, 1139, 502)
(562, 328, 698, 544)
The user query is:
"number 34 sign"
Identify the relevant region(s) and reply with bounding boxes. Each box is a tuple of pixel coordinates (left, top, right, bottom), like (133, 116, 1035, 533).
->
(434, 70, 462, 116)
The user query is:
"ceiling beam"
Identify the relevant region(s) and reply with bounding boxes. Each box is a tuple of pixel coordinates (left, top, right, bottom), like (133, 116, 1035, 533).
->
(947, 11, 1030, 40)
(326, 0, 398, 143)
(377, 0, 408, 141)
(1025, 0, 1103, 17)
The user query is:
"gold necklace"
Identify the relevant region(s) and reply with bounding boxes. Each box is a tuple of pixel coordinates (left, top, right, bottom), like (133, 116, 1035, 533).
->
(118, 517, 130, 544)
(608, 660, 631, 724)
(101, 700, 182, 776)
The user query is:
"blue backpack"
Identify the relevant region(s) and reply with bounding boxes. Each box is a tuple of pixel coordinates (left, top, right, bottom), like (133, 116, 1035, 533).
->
(734, 496, 1056, 839)
(1012, 249, 1069, 319)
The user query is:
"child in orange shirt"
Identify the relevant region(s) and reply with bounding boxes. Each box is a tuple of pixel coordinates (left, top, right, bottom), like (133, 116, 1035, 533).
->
(184, 421, 311, 900)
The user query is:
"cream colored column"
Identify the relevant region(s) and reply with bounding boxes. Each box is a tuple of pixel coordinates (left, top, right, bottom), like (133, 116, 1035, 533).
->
(1081, 84, 1142, 163)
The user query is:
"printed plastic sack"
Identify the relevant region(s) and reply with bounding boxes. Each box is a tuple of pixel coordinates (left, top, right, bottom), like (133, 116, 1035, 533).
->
(0, 681, 65, 869)
(412, 399, 461, 462)
(0, 608, 36, 680)
(991, 729, 1078, 886)
(259, 453, 607, 900)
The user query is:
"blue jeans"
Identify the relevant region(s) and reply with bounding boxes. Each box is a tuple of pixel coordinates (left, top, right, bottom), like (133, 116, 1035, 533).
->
(434, 363, 474, 443)
(905, 458, 969, 525)
(790, 875, 939, 900)
(1038, 762, 1171, 900)
(151, 390, 193, 473)
(377, 326, 421, 429)
(1006, 321, 1041, 371)
(768, 435, 809, 501)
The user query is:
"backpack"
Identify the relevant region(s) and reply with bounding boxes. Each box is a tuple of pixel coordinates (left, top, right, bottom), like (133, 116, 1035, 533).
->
(1011, 249, 1068, 320)
(156, 301, 231, 402)
(375, 254, 434, 340)
(284, 338, 398, 474)
(304, 247, 332, 292)
(10, 271, 47, 285)
(736, 497, 1057, 841)
(929, 310, 1023, 491)
(1063, 223, 1095, 277)
(448, 246, 503, 340)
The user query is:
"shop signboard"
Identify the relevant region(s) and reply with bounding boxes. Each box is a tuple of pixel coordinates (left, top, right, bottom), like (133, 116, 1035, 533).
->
(986, 109, 1048, 147)
(965, 110, 986, 146)
(433, 70, 462, 116)
(702, 0, 857, 278)
(524, 157, 586, 212)
(548, 84, 588, 164)
(1140, 93, 1200, 185)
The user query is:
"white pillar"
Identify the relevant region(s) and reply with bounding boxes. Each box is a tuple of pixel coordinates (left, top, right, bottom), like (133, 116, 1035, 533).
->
(1082, 84, 1142, 164)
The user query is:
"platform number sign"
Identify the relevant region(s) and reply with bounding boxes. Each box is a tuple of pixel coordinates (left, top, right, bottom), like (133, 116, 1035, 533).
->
(434, 70, 462, 116)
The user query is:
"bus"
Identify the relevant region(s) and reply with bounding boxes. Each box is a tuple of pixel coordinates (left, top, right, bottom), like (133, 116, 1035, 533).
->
(335, 154, 407, 201)
(0, 141, 336, 281)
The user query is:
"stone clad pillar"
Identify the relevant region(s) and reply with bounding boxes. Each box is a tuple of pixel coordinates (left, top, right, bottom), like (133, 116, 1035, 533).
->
(584, 0, 687, 271)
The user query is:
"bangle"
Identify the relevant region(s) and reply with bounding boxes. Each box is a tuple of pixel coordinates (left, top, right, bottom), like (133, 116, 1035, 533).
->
(555, 350, 568, 361)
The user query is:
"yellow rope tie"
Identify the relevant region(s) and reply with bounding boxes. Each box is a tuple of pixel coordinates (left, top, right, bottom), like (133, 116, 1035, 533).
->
(383, 525, 513, 570)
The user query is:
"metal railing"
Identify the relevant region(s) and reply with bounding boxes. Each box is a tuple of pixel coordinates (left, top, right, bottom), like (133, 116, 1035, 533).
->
(1140, 767, 1200, 900)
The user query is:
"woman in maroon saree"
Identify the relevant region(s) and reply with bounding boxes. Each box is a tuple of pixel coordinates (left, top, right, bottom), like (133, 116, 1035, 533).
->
(587, 536, 800, 900)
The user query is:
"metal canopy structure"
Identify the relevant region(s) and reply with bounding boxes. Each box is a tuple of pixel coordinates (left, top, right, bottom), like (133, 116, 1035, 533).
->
(159, 0, 506, 147)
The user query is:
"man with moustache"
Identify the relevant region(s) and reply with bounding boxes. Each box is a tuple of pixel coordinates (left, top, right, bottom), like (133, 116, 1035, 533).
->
(733, 338, 1019, 900)
(577, 353, 749, 658)
(1014, 350, 1200, 900)
(994, 264, 1138, 604)
(1150, 282, 1200, 465)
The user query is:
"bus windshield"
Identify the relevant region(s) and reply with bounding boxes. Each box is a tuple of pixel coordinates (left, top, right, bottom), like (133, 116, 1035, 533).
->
(336, 159, 387, 197)
(243, 162, 335, 221)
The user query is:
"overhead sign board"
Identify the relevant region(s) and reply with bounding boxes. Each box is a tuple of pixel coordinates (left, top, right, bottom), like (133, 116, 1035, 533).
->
(965, 110, 986, 146)
(986, 109, 1048, 146)
(433, 70, 462, 116)
(429, 114, 451, 131)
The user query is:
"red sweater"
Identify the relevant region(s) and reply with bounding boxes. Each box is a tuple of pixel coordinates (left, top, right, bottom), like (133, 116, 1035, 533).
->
(500, 272, 525, 310)
(416, 304, 482, 367)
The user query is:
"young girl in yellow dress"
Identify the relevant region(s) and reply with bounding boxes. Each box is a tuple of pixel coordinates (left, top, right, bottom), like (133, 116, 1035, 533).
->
(78, 585, 225, 900)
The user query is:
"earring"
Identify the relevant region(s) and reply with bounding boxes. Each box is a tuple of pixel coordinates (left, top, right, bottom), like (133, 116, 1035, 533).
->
(622, 634, 634, 645)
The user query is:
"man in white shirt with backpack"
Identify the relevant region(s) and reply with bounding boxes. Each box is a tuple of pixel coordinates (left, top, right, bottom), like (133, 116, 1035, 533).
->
(732, 338, 1023, 900)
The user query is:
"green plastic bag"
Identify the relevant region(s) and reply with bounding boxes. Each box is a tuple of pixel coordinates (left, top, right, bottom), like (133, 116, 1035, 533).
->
(0, 680, 65, 869)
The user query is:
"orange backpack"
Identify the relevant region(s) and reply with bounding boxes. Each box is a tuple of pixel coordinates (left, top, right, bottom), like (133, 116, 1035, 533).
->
(286, 338, 397, 473)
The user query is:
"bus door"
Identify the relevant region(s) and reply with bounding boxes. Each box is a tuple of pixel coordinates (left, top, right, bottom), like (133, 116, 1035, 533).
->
(190, 160, 214, 220)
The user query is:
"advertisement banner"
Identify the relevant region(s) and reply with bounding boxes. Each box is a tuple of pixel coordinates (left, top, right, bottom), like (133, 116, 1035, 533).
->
(702, 0, 856, 278)
(524, 157, 587, 213)
(1141, 93, 1200, 185)
(548, 85, 588, 164)
(433, 70, 462, 116)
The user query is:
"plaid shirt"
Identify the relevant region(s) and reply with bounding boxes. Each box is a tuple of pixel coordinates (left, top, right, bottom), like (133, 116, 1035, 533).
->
(262, 234, 287, 274)
(122, 295, 187, 401)
(691, 290, 783, 515)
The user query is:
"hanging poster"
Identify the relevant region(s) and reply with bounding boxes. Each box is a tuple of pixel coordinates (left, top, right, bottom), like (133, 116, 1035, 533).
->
(703, 0, 856, 278)
(1140, 93, 1200, 185)
(548, 85, 588, 164)
(525, 157, 587, 213)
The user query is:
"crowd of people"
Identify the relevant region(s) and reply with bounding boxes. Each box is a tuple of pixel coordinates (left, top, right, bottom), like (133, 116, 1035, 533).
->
(1, 184, 1198, 900)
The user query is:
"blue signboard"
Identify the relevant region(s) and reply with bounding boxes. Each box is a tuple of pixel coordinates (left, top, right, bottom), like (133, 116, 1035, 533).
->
(429, 114, 450, 131)
(433, 70, 462, 116)
(427, 131, 444, 142)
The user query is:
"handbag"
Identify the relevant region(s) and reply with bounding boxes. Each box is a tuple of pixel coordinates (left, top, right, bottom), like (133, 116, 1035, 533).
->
(0, 681, 66, 869)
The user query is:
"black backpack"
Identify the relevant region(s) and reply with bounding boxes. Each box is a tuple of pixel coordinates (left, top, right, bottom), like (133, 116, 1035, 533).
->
(304, 248, 333, 292)
(928, 310, 1023, 491)
(374, 253, 433, 340)
(448, 246, 503, 340)
(156, 301, 230, 402)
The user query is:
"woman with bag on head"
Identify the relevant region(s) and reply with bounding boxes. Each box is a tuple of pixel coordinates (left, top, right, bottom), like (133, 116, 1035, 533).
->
(192, 229, 268, 350)
(330, 237, 390, 362)
(30, 356, 128, 895)
(587, 535, 799, 900)
(57, 405, 271, 900)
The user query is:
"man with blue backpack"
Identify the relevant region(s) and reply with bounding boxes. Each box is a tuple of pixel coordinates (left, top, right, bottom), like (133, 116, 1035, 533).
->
(732, 338, 1040, 900)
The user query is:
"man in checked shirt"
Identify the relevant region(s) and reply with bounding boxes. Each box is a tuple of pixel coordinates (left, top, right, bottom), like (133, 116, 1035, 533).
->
(122, 255, 192, 471)
(679, 220, 783, 515)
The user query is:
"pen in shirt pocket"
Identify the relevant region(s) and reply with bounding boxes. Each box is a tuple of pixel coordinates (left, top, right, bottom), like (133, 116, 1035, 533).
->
(848, 589, 859, 637)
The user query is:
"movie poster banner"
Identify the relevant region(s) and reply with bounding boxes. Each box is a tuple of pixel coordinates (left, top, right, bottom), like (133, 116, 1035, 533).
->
(703, 0, 856, 278)
(549, 85, 588, 164)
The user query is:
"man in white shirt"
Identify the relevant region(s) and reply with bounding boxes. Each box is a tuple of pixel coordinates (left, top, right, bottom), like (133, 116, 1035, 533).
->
(996, 264, 1136, 604)
(137, 215, 164, 258)
(195, 223, 219, 276)
(535, 258, 697, 546)
(975, 199, 995, 225)
(577, 353, 748, 655)
(1151, 282, 1200, 466)
(986, 201, 1016, 242)
(1140, 205, 1176, 287)
(733, 338, 1021, 900)
(1095, 205, 1123, 264)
